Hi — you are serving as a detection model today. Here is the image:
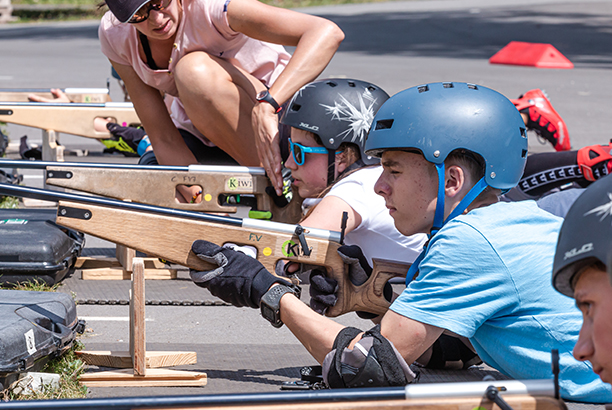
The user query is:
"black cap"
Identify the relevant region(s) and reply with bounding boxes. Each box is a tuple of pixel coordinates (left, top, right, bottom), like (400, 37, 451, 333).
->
(553, 176, 612, 297)
(106, 0, 150, 23)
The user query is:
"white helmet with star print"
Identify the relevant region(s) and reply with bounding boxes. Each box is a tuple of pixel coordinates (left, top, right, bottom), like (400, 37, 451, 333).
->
(280, 79, 389, 165)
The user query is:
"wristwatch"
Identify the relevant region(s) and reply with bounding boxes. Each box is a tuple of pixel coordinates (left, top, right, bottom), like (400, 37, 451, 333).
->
(260, 284, 301, 328)
(256, 90, 282, 113)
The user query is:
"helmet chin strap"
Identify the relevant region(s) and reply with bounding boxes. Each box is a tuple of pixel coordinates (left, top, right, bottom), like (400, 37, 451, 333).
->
(405, 163, 488, 284)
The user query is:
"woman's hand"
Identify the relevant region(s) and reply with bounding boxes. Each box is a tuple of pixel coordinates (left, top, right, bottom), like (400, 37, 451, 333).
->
(28, 88, 71, 103)
(252, 101, 283, 196)
(176, 185, 202, 204)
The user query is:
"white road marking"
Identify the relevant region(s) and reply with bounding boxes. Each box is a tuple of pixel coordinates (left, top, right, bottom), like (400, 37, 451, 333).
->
(79, 316, 154, 322)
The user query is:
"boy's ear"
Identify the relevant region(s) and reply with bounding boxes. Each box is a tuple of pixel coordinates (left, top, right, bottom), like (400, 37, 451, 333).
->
(445, 164, 466, 198)
(335, 151, 351, 174)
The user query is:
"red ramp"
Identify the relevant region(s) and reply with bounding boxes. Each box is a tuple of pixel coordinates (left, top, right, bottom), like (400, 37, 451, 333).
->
(489, 41, 574, 69)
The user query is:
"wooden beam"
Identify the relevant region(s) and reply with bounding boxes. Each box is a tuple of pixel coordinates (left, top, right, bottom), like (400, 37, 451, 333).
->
(76, 351, 197, 369)
(130, 258, 146, 376)
(81, 267, 177, 280)
(79, 368, 207, 387)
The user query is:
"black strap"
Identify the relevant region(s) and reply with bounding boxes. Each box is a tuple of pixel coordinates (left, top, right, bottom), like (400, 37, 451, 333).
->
(363, 324, 408, 386)
(139, 33, 159, 70)
(327, 327, 362, 388)
(327, 149, 336, 187)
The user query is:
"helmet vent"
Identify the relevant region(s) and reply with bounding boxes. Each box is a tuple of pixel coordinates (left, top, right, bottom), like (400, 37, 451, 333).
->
(520, 127, 527, 138)
(367, 86, 377, 92)
(417, 85, 429, 93)
(348, 81, 356, 87)
(375, 119, 394, 130)
(326, 81, 338, 87)
(467, 83, 478, 90)
(442, 82, 454, 88)
(522, 149, 527, 158)
(290, 103, 302, 112)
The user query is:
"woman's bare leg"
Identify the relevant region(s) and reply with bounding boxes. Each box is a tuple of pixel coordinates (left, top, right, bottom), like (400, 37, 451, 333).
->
(174, 52, 267, 166)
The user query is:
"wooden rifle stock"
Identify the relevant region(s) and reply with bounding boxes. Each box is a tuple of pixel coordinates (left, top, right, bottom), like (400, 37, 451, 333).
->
(0, 160, 301, 221)
(0, 183, 408, 317)
(0, 101, 140, 139)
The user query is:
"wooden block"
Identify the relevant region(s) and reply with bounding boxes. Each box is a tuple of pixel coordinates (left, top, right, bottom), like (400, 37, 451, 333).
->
(21, 198, 56, 208)
(76, 351, 197, 369)
(76, 256, 121, 269)
(79, 368, 207, 387)
(81, 267, 177, 280)
(76, 256, 167, 270)
(117, 244, 136, 271)
(42, 129, 64, 163)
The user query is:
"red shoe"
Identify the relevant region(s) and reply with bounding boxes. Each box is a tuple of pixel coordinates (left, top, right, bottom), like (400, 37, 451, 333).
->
(511, 89, 571, 152)
(577, 142, 612, 181)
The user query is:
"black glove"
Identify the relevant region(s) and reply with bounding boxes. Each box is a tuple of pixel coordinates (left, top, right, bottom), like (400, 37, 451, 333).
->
(190, 240, 288, 308)
(309, 268, 338, 314)
(308, 245, 382, 316)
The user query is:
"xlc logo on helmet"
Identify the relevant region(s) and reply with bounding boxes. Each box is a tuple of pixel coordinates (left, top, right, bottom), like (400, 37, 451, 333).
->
(564, 243, 594, 261)
(299, 123, 319, 132)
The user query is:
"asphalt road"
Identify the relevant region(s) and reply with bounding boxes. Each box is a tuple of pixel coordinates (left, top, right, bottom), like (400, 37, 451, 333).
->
(0, 0, 611, 406)
(1, 0, 611, 150)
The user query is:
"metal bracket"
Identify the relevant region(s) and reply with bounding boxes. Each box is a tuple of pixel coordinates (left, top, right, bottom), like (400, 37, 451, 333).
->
(47, 170, 73, 179)
(58, 206, 92, 220)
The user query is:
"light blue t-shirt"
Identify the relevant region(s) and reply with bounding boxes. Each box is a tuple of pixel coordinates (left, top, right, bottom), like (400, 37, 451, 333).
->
(391, 200, 612, 403)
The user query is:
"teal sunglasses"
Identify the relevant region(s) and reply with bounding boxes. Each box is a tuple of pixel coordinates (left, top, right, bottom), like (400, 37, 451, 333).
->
(289, 138, 342, 166)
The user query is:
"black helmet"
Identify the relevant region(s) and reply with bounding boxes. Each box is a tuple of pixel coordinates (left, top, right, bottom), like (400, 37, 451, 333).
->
(553, 176, 612, 297)
(280, 79, 389, 166)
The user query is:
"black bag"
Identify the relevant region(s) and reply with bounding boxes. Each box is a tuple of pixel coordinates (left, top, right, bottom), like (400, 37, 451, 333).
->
(0, 128, 8, 157)
(0, 208, 84, 286)
(0, 289, 85, 389)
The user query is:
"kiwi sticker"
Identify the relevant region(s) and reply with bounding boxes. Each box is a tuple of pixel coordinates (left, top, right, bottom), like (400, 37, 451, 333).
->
(277, 238, 317, 258)
(226, 177, 253, 191)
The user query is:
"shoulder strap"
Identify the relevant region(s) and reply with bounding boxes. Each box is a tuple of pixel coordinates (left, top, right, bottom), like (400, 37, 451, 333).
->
(139, 33, 159, 70)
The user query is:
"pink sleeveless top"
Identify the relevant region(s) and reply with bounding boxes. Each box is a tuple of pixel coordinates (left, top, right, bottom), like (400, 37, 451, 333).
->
(99, 0, 290, 144)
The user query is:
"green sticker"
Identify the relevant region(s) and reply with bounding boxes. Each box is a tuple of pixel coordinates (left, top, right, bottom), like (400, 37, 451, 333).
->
(281, 239, 299, 257)
(227, 177, 238, 190)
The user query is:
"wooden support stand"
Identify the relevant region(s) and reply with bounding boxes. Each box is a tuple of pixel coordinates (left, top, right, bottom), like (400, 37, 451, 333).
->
(78, 258, 206, 387)
(76, 244, 178, 280)
(42, 129, 65, 163)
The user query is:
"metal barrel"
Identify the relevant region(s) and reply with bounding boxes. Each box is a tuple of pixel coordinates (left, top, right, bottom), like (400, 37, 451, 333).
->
(0, 387, 406, 410)
(404, 379, 555, 399)
(0, 159, 267, 175)
(0, 379, 557, 410)
(0, 183, 339, 241)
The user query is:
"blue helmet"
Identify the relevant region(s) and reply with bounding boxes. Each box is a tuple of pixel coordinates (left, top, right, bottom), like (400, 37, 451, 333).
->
(365, 82, 528, 192)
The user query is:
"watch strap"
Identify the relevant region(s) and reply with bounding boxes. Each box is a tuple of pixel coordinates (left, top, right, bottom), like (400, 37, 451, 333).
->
(260, 284, 300, 328)
(256, 90, 282, 113)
